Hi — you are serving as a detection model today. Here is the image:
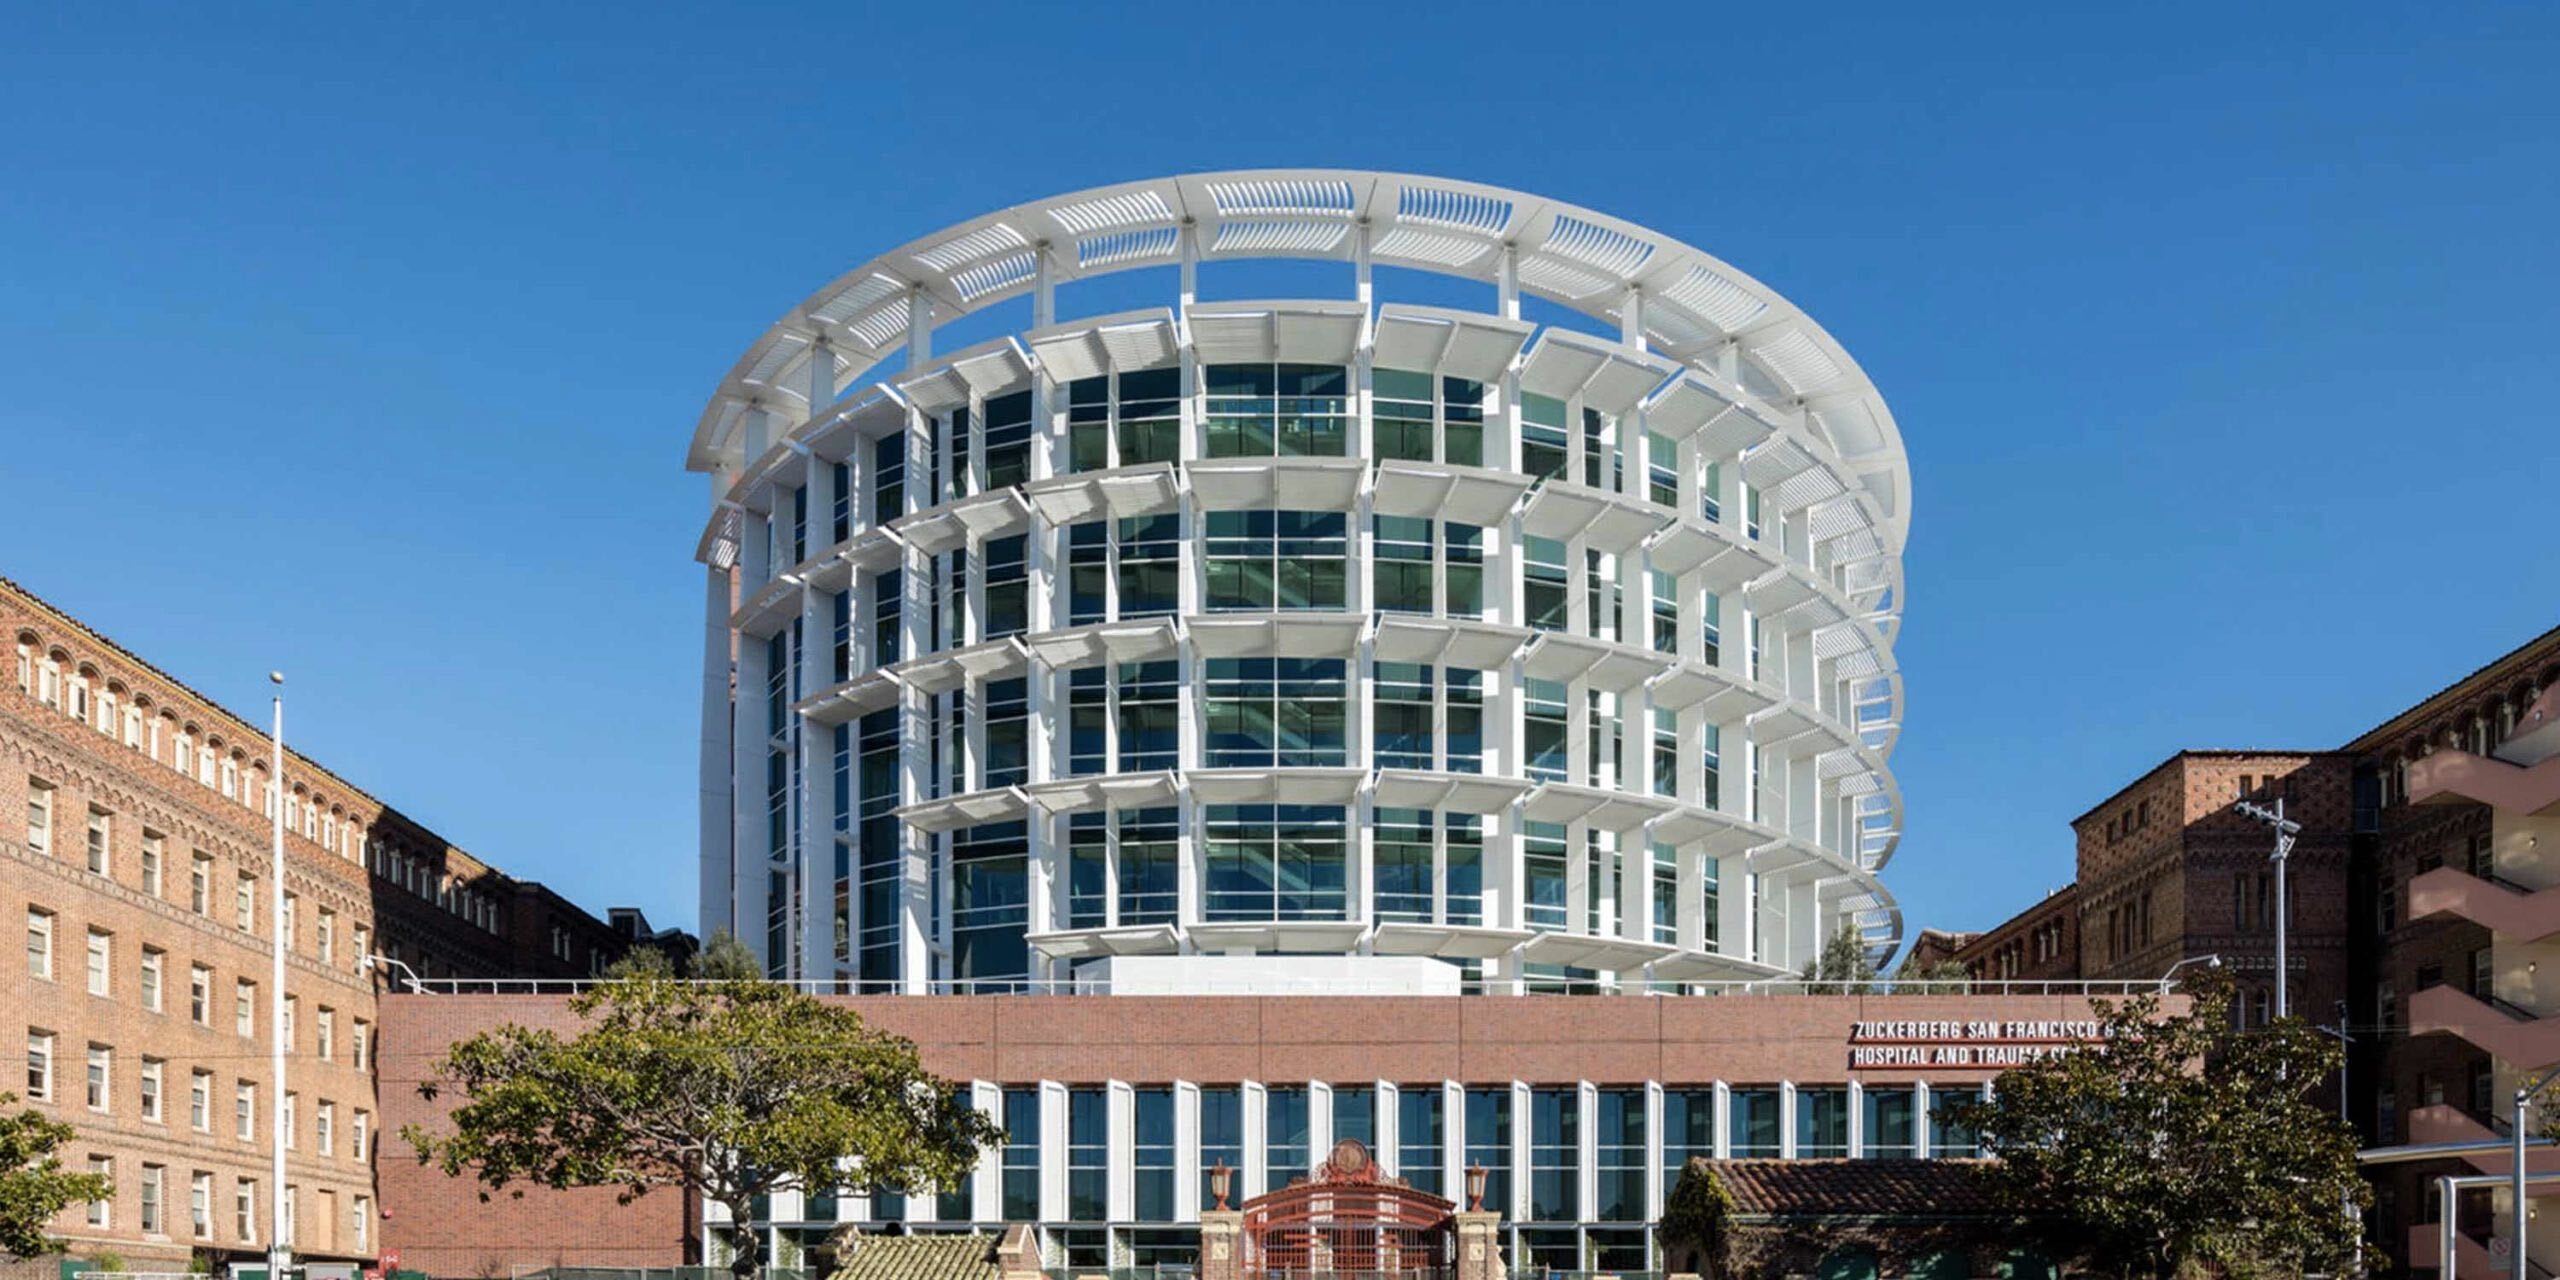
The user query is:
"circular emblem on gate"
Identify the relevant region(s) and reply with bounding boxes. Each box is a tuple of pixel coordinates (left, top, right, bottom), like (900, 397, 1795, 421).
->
(1329, 1138, 1370, 1175)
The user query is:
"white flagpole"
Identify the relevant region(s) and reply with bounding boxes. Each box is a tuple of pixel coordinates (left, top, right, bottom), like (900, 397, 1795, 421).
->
(268, 672, 292, 1280)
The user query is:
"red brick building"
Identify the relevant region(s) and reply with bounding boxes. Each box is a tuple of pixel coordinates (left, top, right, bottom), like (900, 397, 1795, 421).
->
(1, 576, 647, 1270)
(1935, 621, 2560, 1272)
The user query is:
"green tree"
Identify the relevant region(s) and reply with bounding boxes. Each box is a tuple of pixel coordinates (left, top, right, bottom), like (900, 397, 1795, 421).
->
(403, 975, 1000, 1279)
(1890, 958, 1972, 995)
(1658, 1159, 1738, 1277)
(0, 1091, 113, 1260)
(693, 928, 765, 981)
(1947, 973, 2368, 1278)
(600, 945, 676, 980)
(1799, 921, 1878, 992)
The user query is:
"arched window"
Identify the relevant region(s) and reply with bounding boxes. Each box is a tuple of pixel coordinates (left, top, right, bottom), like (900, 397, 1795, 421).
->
(175, 727, 197, 776)
(11, 633, 32, 692)
(39, 650, 64, 707)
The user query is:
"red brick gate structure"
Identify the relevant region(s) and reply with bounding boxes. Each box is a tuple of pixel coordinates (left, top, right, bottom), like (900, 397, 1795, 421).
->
(1203, 1140, 1503, 1280)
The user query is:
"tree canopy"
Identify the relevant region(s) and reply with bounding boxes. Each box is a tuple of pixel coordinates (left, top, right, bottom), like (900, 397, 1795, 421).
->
(1799, 921, 1879, 992)
(1947, 973, 2368, 1278)
(403, 976, 999, 1277)
(0, 1091, 113, 1260)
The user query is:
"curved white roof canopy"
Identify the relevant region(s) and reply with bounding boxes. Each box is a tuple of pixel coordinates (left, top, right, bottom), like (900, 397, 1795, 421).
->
(687, 169, 1910, 548)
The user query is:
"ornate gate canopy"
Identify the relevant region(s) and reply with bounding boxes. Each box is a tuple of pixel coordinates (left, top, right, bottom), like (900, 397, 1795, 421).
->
(1241, 1140, 1456, 1280)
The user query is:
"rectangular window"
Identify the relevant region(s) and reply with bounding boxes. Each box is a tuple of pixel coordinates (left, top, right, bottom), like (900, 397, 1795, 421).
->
(999, 1087, 1039, 1222)
(140, 1162, 163, 1234)
(24, 909, 50, 980)
(949, 822, 1029, 989)
(1372, 367, 1436, 462)
(140, 832, 163, 896)
(1862, 1086, 1917, 1157)
(1398, 1086, 1443, 1196)
(1134, 1086, 1175, 1221)
(1524, 679, 1568, 783)
(85, 1043, 111, 1111)
(85, 928, 110, 996)
(235, 979, 255, 1038)
(1464, 1087, 1510, 1215)
(1528, 1088, 1578, 1222)
(191, 1170, 213, 1238)
(1374, 809, 1434, 922)
(87, 1157, 111, 1227)
(1206, 362, 1348, 457)
(236, 873, 256, 934)
(236, 1179, 256, 1242)
(983, 677, 1030, 789)
(140, 1057, 163, 1122)
(1928, 1089, 1980, 1157)
(1595, 1088, 1645, 1221)
(1118, 367, 1181, 466)
(1116, 514, 1182, 618)
(1119, 806, 1180, 925)
(1520, 393, 1568, 483)
(1200, 1086, 1243, 1208)
(1729, 1088, 1781, 1158)
(140, 946, 163, 1012)
(86, 808, 111, 875)
(1796, 1087, 1849, 1158)
(1663, 1089, 1715, 1182)
(353, 1110, 369, 1161)
(25, 1031, 53, 1101)
(1206, 510, 1347, 612)
(317, 1100, 335, 1155)
(1267, 1086, 1310, 1184)
(1522, 537, 1568, 632)
(1206, 658, 1346, 767)
(982, 389, 1033, 490)
(1204, 805, 1348, 922)
(190, 852, 212, 914)
(1066, 1086, 1107, 1221)
(191, 1069, 212, 1131)
(982, 534, 1030, 640)
(1373, 516, 1436, 614)
(25, 779, 52, 855)
(316, 908, 335, 965)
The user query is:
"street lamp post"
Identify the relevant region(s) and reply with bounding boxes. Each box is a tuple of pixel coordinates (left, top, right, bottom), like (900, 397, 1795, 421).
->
(267, 673, 291, 1280)
(2235, 798, 2301, 1019)
(2514, 1065, 2560, 1280)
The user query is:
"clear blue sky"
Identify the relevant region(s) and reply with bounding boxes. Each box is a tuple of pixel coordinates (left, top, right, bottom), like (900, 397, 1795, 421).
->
(4, 4, 2555, 945)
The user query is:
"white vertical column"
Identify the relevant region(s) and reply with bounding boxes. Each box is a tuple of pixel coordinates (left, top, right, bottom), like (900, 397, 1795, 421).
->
(1575, 1081, 1598, 1229)
(1039, 1080, 1069, 1223)
(797, 580, 832, 981)
(730, 630, 769, 955)
(1710, 1081, 1731, 1160)
(1175, 1080, 1202, 1222)
(1376, 1081, 1400, 1175)
(1777, 1080, 1798, 1159)
(1307, 1081, 1333, 1173)
(1508, 1081, 1532, 1222)
(1441, 1082, 1465, 1206)
(971, 1080, 1003, 1221)
(699, 560, 736, 943)
(1107, 1080, 1134, 1223)
(1846, 1079, 1865, 1159)
(1912, 1081, 1933, 1159)
(1241, 1081, 1269, 1200)
(1643, 1081, 1665, 1222)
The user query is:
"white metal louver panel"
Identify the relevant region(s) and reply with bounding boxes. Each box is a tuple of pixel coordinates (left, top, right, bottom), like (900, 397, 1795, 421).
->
(1516, 330, 1613, 401)
(1370, 227, 1495, 269)
(1211, 220, 1349, 256)
(1579, 348, 1679, 418)
(1047, 189, 1176, 236)
(1642, 376, 1735, 441)
(1203, 177, 1356, 217)
(1078, 226, 1181, 271)
(1023, 309, 1177, 383)
(1186, 307, 1274, 366)
(1748, 327, 1844, 394)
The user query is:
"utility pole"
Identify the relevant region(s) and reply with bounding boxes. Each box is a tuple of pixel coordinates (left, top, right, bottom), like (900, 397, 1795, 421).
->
(2235, 797, 2301, 1019)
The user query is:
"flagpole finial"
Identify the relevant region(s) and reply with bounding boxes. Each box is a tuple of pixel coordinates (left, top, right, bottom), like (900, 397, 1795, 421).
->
(269, 671, 284, 685)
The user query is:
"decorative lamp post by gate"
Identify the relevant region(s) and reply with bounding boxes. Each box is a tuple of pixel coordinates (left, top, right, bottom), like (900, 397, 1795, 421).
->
(1203, 1161, 1244, 1280)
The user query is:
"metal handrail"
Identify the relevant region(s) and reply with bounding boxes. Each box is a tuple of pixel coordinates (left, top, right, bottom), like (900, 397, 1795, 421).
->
(394, 976, 2170, 998)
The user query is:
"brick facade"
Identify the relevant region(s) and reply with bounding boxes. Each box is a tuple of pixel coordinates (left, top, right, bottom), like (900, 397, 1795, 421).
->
(0, 577, 645, 1268)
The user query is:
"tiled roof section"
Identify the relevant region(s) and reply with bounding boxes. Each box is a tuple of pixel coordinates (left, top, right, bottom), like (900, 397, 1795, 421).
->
(1701, 1158, 2004, 1219)
(828, 1232, 1005, 1280)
